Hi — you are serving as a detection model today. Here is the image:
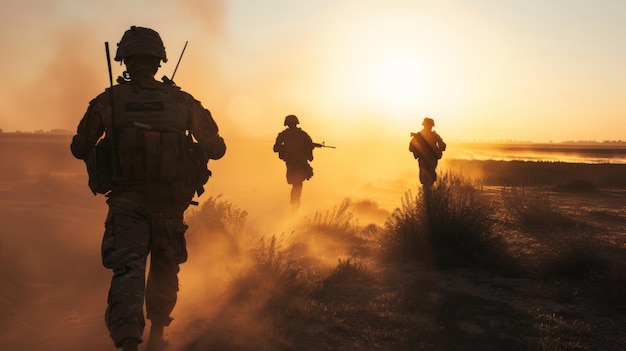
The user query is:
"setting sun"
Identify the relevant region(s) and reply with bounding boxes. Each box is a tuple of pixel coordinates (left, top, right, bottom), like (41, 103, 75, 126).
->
(2, 1, 626, 350)
(371, 56, 425, 112)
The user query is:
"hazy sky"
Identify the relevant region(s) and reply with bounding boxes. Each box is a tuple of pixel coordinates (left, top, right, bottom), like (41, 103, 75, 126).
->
(0, 0, 624, 142)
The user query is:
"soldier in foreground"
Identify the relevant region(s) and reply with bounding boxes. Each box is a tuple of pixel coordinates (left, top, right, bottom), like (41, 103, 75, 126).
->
(409, 117, 446, 191)
(273, 115, 315, 211)
(70, 26, 226, 351)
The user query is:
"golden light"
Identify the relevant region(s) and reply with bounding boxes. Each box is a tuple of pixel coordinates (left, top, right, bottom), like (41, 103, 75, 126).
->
(330, 44, 432, 128)
(369, 56, 425, 112)
(320, 9, 447, 129)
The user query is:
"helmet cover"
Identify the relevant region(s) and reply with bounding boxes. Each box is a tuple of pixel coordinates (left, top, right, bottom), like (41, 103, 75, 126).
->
(422, 117, 435, 127)
(284, 114, 300, 126)
(115, 26, 167, 62)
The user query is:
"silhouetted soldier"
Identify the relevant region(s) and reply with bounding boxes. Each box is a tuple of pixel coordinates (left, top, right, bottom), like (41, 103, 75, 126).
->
(409, 117, 446, 190)
(273, 115, 314, 211)
(70, 26, 226, 351)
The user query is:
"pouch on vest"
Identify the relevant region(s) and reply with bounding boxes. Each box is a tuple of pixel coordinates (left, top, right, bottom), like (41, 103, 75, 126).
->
(181, 137, 211, 197)
(86, 138, 113, 195)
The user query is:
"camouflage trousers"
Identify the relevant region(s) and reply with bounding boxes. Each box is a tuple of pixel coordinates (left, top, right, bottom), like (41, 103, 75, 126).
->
(418, 158, 439, 187)
(285, 161, 313, 185)
(101, 199, 188, 347)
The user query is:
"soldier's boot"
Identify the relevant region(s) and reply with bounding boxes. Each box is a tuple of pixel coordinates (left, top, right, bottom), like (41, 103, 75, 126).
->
(145, 325, 168, 351)
(121, 338, 139, 351)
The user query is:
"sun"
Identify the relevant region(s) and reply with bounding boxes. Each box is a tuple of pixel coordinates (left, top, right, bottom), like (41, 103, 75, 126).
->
(318, 8, 460, 132)
(371, 57, 425, 110)
(340, 51, 428, 121)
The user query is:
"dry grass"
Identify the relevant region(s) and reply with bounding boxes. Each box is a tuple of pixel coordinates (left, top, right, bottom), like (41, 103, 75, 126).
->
(3, 135, 626, 351)
(175, 171, 626, 351)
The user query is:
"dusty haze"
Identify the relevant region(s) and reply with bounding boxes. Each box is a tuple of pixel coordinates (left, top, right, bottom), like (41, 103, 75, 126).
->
(0, 132, 419, 350)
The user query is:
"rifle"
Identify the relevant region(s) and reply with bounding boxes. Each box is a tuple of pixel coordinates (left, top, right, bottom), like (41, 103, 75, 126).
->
(313, 141, 336, 149)
(162, 41, 188, 84)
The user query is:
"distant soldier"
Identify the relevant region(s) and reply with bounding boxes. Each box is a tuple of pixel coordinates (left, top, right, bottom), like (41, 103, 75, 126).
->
(409, 117, 446, 189)
(273, 115, 314, 211)
(70, 26, 226, 351)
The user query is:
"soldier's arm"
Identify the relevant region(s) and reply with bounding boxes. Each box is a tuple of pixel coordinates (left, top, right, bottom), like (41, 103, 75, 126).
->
(435, 132, 447, 151)
(70, 94, 108, 160)
(189, 103, 226, 160)
(273, 132, 284, 153)
(304, 131, 314, 161)
(409, 136, 421, 159)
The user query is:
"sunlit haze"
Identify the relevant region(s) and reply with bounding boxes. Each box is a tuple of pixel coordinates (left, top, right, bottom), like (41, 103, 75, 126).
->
(0, 0, 624, 142)
(1, 2, 626, 349)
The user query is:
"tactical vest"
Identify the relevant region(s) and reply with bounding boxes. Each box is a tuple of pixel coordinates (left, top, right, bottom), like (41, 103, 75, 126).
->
(110, 83, 188, 186)
(277, 128, 313, 163)
(410, 132, 443, 161)
(87, 83, 211, 202)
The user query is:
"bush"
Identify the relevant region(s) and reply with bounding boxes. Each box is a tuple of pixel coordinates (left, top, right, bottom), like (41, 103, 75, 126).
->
(248, 234, 320, 296)
(185, 195, 248, 252)
(302, 198, 378, 258)
(305, 198, 357, 237)
(383, 173, 504, 268)
(323, 258, 371, 288)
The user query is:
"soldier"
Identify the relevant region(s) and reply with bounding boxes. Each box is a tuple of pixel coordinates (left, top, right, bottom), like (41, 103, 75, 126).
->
(70, 26, 226, 351)
(409, 117, 446, 190)
(273, 114, 314, 211)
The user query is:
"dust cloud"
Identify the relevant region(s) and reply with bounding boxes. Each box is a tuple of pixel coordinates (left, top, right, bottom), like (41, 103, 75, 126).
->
(0, 0, 227, 133)
(0, 131, 418, 350)
(0, 3, 425, 349)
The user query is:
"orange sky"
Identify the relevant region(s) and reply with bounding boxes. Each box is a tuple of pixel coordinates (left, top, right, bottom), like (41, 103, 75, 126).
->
(0, 0, 624, 143)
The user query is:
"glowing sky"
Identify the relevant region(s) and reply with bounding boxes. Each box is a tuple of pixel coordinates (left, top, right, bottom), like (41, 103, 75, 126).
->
(0, 0, 624, 142)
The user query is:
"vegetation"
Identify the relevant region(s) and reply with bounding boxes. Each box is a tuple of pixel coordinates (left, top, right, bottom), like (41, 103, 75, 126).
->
(177, 172, 626, 350)
(382, 173, 508, 269)
(445, 159, 626, 188)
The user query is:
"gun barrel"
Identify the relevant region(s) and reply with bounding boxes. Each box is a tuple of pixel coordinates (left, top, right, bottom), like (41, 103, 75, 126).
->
(313, 142, 336, 149)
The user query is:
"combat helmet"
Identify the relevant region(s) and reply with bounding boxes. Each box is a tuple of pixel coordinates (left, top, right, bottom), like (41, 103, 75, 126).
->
(284, 114, 299, 126)
(422, 117, 435, 127)
(115, 26, 168, 62)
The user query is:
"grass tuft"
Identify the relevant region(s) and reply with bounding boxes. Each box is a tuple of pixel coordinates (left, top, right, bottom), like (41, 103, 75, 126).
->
(383, 173, 509, 269)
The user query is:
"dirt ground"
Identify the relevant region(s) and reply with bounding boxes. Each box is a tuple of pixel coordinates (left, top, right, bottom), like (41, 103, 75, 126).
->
(1, 133, 625, 350)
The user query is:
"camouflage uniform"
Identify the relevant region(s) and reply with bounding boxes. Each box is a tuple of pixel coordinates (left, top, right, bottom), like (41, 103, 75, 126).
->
(273, 116, 314, 209)
(70, 26, 225, 349)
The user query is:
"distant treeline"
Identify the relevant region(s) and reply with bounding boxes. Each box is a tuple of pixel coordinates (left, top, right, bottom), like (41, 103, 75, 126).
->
(0, 129, 73, 135)
(446, 141, 626, 164)
(446, 159, 626, 189)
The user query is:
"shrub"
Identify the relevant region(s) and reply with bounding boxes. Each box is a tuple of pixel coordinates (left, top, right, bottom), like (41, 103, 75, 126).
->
(323, 258, 371, 287)
(185, 195, 248, 252)
(249, 234, 319, 296)
(383, 173, 504, 268)
(302, 198, 377, 258)
(382, 190, 433, 264)
(305, 198, 357, 237)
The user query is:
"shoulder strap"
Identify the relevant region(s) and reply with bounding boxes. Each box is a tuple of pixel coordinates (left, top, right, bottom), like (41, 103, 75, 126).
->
(417, 132, 441, 159)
